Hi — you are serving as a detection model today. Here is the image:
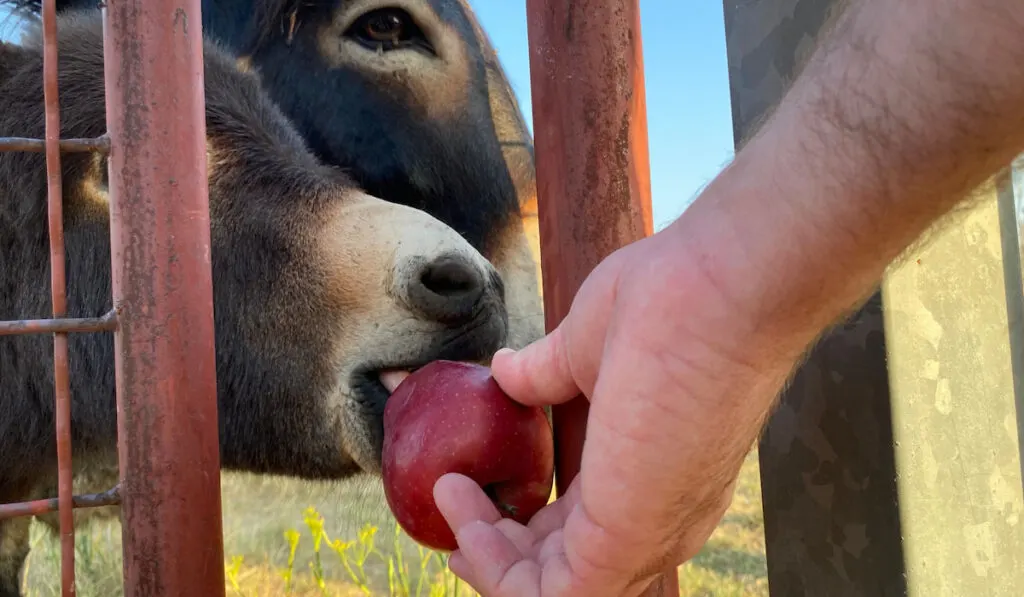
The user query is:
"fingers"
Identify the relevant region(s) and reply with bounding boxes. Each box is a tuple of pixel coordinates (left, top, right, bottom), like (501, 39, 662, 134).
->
(451, 521, 577, 597)
(433, 474, 537, 566)
(433, 467, 577, 552)
(435, 473, 583, 596)
(434, 472, 556, 559)
(434, 473, 503, 528)
(435, 473, 542, 596)
(491, 325, 580, 407)
(447, 552, 482, 589)
(526, 475, 580, 540)
(536, 528, 568, 566)
(448, 521, 545, 595)
(454, 520, 543, 596)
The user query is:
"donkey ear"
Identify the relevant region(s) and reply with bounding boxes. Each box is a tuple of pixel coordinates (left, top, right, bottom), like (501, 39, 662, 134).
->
(233, 0, 306, 55)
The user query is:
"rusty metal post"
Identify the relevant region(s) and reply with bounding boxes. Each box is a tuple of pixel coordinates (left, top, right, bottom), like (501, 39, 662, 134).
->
(0, 6, 118, 597)
(525, 1, 678, 595)
(101, 1, 226, 596)
(40, 1, 76, 594)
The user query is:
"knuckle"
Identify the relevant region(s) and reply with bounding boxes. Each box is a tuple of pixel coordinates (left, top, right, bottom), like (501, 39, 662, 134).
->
(493, 518, 534, 552)
(495, 559, 541, 597)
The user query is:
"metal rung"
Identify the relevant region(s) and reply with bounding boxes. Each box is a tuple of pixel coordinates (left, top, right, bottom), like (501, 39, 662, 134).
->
(0, 134, 110, 153)
(0, 485, 121, 521)
(0, 310, 118, 336)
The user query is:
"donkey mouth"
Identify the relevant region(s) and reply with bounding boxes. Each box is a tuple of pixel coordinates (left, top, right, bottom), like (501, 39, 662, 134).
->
(358, 315, 506, 409)
(378, 370, 412, 393)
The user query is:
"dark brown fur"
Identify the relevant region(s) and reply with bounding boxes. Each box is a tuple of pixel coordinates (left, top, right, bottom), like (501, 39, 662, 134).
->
(0, 11, 509, 595)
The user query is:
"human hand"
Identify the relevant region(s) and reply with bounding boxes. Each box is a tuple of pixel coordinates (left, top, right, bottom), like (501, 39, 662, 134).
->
(431, 219, 798, 597)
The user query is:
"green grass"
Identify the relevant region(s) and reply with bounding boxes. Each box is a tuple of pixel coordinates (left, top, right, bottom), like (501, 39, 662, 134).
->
(21, 450, 766, 596)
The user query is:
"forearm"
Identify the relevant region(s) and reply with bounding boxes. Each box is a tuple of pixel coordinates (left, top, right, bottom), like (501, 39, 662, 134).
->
(672, 0, 1024, 362)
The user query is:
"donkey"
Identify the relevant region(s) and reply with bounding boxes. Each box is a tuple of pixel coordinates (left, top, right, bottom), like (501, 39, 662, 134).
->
(4, 0, 545, 350)
(0, 9, 516, 596)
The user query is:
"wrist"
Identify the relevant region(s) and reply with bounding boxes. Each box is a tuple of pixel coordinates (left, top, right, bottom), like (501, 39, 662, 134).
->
(658, 154, 838, 370)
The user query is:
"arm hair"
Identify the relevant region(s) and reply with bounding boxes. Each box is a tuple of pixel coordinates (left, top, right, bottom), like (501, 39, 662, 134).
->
(667, 0, 1024, 362)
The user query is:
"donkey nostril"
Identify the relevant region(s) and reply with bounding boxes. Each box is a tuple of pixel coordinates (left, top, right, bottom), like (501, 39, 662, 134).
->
(420, 258, 480, 297)
(404, 255, 488, 325)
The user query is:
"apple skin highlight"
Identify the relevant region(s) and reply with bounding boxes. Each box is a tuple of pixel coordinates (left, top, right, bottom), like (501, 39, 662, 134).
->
(381, 360, 556, 552)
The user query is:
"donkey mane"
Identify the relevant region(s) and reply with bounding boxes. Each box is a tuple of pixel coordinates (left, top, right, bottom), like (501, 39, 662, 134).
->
(4, 0, 319, 55)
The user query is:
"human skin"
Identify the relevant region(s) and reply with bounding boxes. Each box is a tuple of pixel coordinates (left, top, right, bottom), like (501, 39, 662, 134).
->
(431, 0, 1024, 596)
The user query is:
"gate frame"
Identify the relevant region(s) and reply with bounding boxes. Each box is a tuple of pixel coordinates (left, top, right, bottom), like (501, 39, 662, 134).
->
(103, 0, 225, 595)
(0, 1, 224, 596)
(0, 0, 664, 595)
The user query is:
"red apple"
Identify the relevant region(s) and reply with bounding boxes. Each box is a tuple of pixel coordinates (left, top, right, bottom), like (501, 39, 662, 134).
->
(379, 360, 555, 552)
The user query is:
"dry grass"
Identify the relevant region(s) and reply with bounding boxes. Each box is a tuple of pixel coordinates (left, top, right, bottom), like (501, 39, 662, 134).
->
(21, 450, 766, 596)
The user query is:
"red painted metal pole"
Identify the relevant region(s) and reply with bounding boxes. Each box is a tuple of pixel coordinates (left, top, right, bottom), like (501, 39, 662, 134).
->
(525, 1, 679, 595)
(101, 1, 226, 596)
(0, 486, 121, 521)
(40, 1, 76, 594)
(0, 134, 109, 153)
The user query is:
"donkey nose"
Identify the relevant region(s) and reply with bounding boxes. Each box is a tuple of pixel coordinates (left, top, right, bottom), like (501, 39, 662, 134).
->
(404, 254, 487, 324)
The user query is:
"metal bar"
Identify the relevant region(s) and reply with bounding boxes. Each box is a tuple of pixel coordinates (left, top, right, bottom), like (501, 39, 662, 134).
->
(524, 1, 677, 595)
(0, 486, 122, 522)
(101, 1, 226, 596)
(0, 310, 118, 336)
(40, 1, 77, 595)
(721, 2, 909, 595)
(725, 2, 1024, 596)
(1010, 155, 1024, 485)
(0, 134, 110, 153)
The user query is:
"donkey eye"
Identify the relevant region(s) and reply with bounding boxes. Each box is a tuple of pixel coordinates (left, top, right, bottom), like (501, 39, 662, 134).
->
(360, 9, 406, 42)
(346, 7, 435, 55)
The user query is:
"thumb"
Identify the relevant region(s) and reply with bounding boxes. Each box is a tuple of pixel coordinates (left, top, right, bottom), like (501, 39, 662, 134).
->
(490, 325, 580, 407)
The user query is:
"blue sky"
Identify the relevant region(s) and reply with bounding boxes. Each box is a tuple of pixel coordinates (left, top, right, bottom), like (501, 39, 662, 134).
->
(471, 1, 736, 231)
